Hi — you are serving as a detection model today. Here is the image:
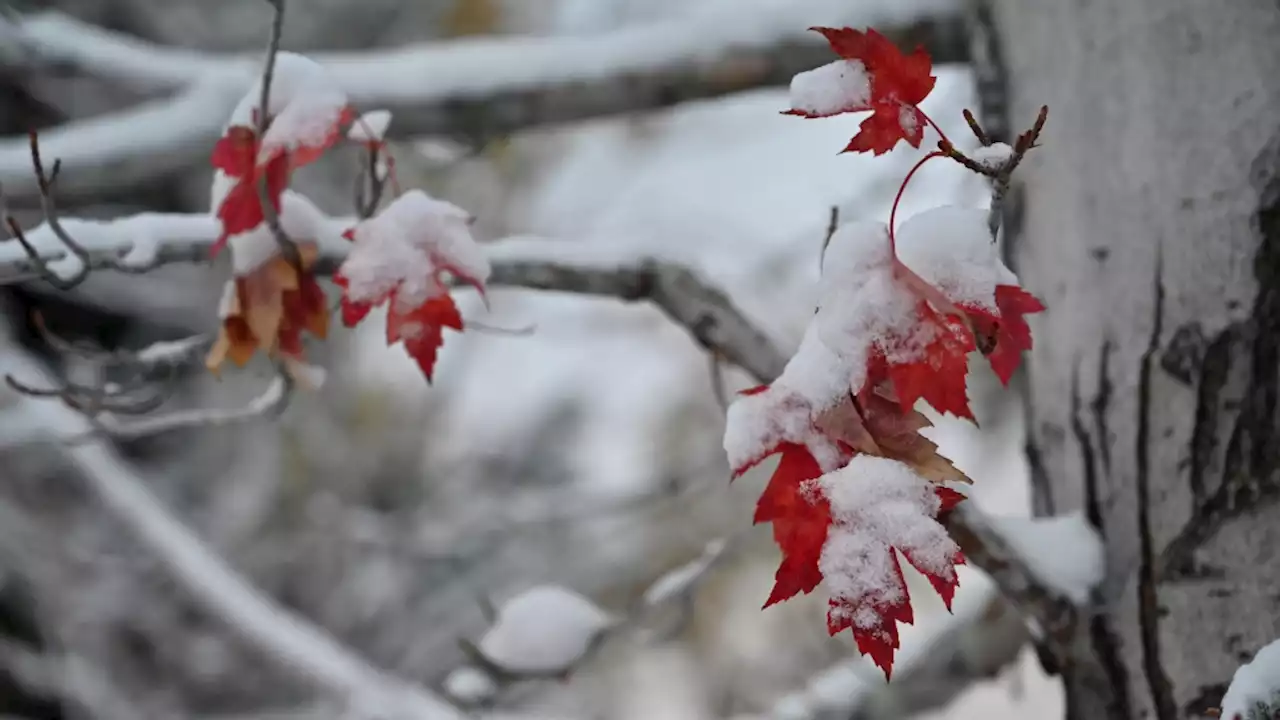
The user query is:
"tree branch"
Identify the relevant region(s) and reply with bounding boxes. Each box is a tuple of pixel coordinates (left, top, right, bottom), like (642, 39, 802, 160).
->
(0, 344, 468, 720)
(0, 4, 968, 200)
(1, 200, 1088, 670)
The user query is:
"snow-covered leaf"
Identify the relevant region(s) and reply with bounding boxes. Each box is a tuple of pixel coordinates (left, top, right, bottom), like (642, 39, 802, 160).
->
(334, 189, 490, 382)
(895, 206, 1045, 385)
(785, 27, 936, 155)
(817, 455, 965, 679)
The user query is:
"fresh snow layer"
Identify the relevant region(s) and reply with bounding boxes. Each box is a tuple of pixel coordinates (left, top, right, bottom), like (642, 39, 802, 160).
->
(1222, 638, 1280, 720)
(895, 205, 1017, 310)
(477, 585, 613, 674)
(340, 189, 490, 309)
(817, 456, 958, 632)
(349, 109, 393, 143)
(788, 60, 871, 116)
(987, 513, 1103, 606)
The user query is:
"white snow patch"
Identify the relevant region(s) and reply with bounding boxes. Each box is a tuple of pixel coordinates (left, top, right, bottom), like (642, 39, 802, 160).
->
(987, 513, 1103, 606)
(348, 109, 392, 143)
(788, 60, 870, 117)
(815, 220, 932, 370)
(1222, 638, 1280, 720)
(220, 52, 349, 164)
(443, 666, 498, 704)
(216, 280, 237, 319)
(135, 337, 206, 366)
(970, 142, 1014, 171)
(477, 585, 613, 674)
(894, 205, 1017, 309)
(642, 538, 727, 607)
(723, 384, 844, 475)
(228, 225, 280, 276)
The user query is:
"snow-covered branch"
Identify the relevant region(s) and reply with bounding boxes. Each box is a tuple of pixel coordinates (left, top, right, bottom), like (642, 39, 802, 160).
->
(1, 200, 1094, 658)
(0, 200, 788, 381)
(445, 538, 731, 705)
(0, 3, 967, 200)
(0, 343, 468, 720)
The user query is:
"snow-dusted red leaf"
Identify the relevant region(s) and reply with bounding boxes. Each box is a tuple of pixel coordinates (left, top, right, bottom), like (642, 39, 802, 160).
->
(209, 127, 291, 257)
(787, 27, 936, 155)
(249, 53, 353, 167)
(752, 442, 832, 607)
(390, 294, 463, 383)
(894, 206, 1046, 386)
(813, 220, 979, 419)
(865, 302, 976, 420)
(817, 456, 965, 679)
(211, 53, 351, 257)
(334, 190, 490, 383)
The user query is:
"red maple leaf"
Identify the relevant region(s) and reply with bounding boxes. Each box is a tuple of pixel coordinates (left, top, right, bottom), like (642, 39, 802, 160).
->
(863, 302, 976, 420)
(963, 284, 1047, 385)
(788, 27, 937, 155)
(820, 459, 967, 679)
(210, 125, 291, 257)
(210, 100, 351, 258)
(332, 272, 465, 384)
(749, 443, 833, 607)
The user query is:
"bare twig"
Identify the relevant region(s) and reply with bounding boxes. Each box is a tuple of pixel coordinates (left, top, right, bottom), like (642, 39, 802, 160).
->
(254, 0, 303, 275)
(2, 310, 289, 442)
(71, 372, 292, 443)
(937, 105, 1049, 240)
(353, 143, 388, 220)
(1, 131, 178, 290)
(820, 205, 840, 271)
(0, 344, 468, 720)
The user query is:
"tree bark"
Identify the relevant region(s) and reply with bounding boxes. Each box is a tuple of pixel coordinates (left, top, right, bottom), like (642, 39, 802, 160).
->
(989, 0, 1280, 717)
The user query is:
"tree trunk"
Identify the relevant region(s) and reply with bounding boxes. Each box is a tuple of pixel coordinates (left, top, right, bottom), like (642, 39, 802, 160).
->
(987, 0, 1280, 717)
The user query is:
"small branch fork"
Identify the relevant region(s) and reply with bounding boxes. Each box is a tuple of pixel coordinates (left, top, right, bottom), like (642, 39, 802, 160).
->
(944, 105, 1049, 239)
(888, 104, 1049, 248)
(2, 312, 289, 442)
(1, 132, 169, 290)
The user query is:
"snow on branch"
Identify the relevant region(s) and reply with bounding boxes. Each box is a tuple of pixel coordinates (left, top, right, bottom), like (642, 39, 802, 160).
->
(0, 341, 468, 720)
(0, 3, 968, 200)
(1220, 639, 1280, 720)
(446, 538, 732, 704)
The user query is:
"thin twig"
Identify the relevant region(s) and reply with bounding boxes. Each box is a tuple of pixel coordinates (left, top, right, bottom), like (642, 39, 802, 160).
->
(254, 0, 303, 275)
(354, 142, 387, 220)
(820, 205, 839, 271)
(71, 373, 293, 442)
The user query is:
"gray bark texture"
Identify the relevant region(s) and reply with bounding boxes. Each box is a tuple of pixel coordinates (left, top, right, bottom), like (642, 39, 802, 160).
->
(990, 0, 1280, 717)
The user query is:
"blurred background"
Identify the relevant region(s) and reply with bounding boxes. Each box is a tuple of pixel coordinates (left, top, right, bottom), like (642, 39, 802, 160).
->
(0, 0, 1063, 717)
